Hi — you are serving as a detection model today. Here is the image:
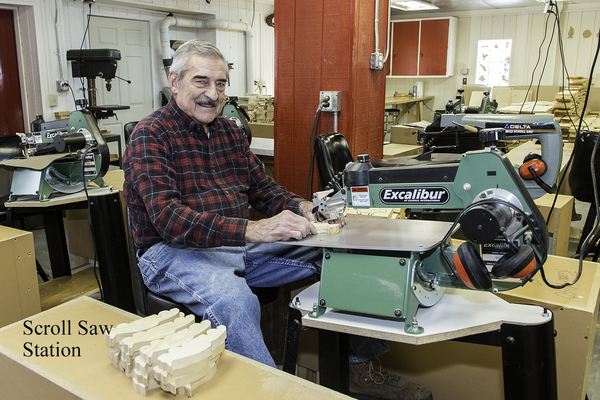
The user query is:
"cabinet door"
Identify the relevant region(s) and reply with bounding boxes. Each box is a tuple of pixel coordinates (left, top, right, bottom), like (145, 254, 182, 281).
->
(419, 19, 449, 76)
(391, 21, 419, 76)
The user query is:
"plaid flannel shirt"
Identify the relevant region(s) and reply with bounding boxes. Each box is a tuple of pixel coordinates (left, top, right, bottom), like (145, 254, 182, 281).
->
(123, 100, 304, 250)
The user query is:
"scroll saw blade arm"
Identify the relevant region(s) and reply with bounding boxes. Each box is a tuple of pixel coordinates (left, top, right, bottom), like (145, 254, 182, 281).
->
(312, 189, 347, 221)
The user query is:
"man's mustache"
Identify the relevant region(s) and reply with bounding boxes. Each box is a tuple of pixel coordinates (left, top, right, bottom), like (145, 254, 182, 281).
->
(196, 99, 217, 107)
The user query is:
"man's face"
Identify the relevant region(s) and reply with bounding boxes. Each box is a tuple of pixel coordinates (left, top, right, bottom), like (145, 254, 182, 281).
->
(168, 55, 227, 127)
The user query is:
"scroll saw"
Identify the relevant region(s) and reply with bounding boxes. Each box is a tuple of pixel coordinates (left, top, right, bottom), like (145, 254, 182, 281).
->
(302, 127, 549, 334)
(1, 110, 110, 202)
(419, 114, 563, 200)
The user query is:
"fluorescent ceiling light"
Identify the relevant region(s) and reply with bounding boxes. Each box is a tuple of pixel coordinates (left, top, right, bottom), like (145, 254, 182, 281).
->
(391, 0, 439, 11)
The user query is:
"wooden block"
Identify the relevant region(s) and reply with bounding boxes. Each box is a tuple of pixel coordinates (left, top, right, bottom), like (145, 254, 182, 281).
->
(121, 314, 195, 358)
(105, 308, 181, 347)
(168, 363, 218, 396)
(157, 333, 213, 374)
(139, 320, 211, 366)
(345, 207, 394, 219)
(311, 221, 340, 235)
(157, 358, 212, 387)
(132, 371, 161, 396)
(108, 344, 121, 364)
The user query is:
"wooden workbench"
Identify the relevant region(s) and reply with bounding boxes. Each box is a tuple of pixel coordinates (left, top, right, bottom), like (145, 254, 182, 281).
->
(0, 296, 351, 399)
(385, 96, 434, 122)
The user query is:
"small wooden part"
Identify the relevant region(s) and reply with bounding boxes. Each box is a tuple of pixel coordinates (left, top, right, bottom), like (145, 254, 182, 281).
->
(157, 334, 212, 374)
(108, 344, 121, 364)
(121, 314, 195, 359)
(311, 221, 340, 235)
(132, 371, 161, 396)
(155, 358, 212, 387)
(139, 320, 211, 366)
(105, 308, 181, 347)
(176, 364, 218, 397)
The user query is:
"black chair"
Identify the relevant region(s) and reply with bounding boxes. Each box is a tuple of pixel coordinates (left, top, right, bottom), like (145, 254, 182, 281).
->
(124, 121, 139, 144)
(569, 131, 600, 259)
(314, 132, 354, 193)
(125, 209, 197, 317)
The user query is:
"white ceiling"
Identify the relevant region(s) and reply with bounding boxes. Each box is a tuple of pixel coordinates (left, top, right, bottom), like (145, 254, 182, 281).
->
(389, 0, 600, 16)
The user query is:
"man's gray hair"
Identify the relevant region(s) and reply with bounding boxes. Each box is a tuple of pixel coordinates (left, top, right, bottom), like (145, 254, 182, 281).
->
(170, 40, 228, 86)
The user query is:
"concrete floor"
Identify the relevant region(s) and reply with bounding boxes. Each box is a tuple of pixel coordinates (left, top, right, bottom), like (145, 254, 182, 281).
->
(25, 199, 600, 399)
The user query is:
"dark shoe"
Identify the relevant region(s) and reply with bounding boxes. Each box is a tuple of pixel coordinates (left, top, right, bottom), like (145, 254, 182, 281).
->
(349, 358, 432, 400)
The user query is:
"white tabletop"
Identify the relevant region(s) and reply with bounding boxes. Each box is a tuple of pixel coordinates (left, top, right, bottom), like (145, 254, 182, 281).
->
(250, 137, 274, 157)
(292, 282, 551, 345)
(5, 185, 116, 208)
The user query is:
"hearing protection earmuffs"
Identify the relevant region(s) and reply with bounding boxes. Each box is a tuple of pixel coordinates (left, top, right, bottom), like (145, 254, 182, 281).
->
(519, 153, 546, 180)
(519, 152, 556, 194)
(453, 241, 537, 290)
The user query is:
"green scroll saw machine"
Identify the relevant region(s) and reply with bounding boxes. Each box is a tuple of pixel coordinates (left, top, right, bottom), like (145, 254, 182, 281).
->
(298, 125, 551, 334)
(1, 110, 110, 202)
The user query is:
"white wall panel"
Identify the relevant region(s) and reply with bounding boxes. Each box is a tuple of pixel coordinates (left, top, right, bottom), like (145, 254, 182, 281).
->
(386, 5, 600, 124)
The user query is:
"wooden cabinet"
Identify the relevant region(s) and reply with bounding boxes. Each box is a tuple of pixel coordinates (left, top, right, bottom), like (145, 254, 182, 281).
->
(389, 17, 457, 77)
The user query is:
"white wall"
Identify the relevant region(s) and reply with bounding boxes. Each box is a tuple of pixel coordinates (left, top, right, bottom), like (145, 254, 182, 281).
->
(2, 0, 599, 129)
(0, 0, 274, 128)
(386, 3, 600, 124)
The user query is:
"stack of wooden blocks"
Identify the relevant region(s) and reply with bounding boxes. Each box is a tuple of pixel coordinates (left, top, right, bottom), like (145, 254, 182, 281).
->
(238, 95, 275, 123)
(105, 309, 226, 397)
(554, 77, 593, 141)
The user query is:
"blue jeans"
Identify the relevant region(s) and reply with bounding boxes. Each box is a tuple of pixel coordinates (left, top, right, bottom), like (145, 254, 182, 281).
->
(137, 241, 389, 367)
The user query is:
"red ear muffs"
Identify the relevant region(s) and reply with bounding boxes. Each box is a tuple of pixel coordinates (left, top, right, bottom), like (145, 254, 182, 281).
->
(453, 242, 493, 290)
(491, 245, 537, 280)
(519, 153, 547, 180)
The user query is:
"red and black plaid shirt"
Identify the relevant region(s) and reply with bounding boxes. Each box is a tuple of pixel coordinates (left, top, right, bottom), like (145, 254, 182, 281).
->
(123, 100, 304, 250)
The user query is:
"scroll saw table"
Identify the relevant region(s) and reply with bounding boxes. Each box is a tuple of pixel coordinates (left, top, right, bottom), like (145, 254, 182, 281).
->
(283, 218, 557, 400)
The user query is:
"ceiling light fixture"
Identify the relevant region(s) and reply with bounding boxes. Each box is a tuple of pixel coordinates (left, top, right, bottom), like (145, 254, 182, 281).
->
(391, 0, 439, 11)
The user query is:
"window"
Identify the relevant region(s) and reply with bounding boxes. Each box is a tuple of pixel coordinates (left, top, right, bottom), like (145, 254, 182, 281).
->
(476, 39, 512, 87)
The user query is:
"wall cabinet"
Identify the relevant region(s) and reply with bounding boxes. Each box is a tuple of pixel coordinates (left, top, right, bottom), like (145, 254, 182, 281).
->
(389, 17, 457, 77)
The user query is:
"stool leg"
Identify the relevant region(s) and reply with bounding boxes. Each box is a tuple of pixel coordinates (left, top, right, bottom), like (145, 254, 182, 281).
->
(501, 318, 557, 400)
(282, 307, 302, 374)
(577, 206, 596, 257)
(36, 259, 50, 282)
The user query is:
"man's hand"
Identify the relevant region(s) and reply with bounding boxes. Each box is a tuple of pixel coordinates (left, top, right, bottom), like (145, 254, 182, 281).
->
(245, 210, 317, 243)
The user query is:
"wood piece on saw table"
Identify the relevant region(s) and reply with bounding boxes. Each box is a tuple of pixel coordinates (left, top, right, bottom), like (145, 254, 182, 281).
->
(311, 221, 340, 235)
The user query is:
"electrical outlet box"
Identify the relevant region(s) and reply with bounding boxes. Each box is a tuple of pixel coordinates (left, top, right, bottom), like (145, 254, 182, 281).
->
(320, 91, 341, 112)
(57, 80, 69, 92)
(370, 52, 384, 70)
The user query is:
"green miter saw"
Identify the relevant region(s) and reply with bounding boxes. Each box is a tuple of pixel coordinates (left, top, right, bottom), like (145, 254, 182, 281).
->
(2, 110, 110, 202)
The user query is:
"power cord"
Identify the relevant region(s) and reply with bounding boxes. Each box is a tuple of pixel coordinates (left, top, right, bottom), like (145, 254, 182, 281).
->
(305, 96, 330, 200)
(520, 10, 554, 114)
(81, 146, 104, 302)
